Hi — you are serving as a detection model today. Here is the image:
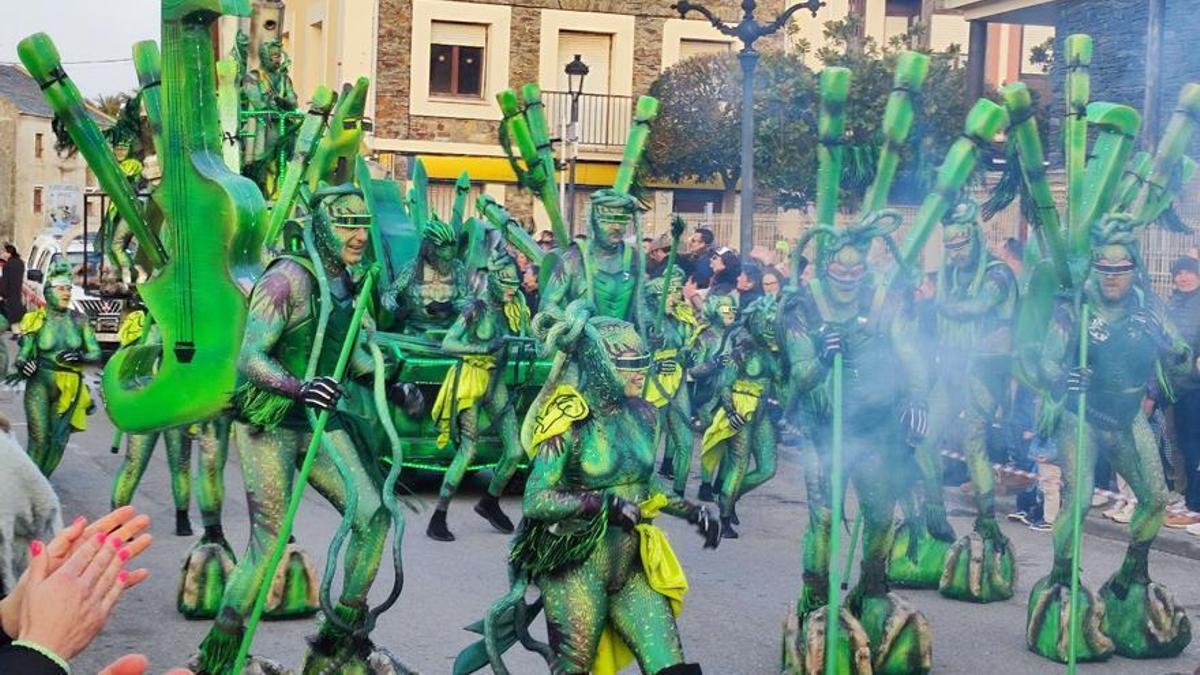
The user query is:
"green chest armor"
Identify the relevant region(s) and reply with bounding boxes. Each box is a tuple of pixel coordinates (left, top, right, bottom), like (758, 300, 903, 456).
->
(582, 242, 636, 321)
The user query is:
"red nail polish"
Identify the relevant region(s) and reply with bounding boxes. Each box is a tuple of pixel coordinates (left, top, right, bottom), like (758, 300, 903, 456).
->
(118, 548, 130, 561)
(109, 537, 122, 549)
(117, 570, 129, 584)
(73, 515, 85, 527)
(96, 532, 107, 544)
(29, 540, 42, 556)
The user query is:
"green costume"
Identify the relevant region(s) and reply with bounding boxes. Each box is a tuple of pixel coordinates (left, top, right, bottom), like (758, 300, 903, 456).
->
(1026, 225, 1192, 662)
(890, 200, 1020, 600)
(197, 187, 408, 674)
(539, 190, 646, 330)
(453, 303, 717, 675)
(426, 249, 533, 541)
(699, 294, 782, 538)
(687, 293, 737, 502)
(386, 205, 469, 338)
(240, 39, 299, 195)
(644, 267, 702, 498)
(110, 310, 232, 540)
(12, 262, 101, 476)
(781, 215, 933, 674)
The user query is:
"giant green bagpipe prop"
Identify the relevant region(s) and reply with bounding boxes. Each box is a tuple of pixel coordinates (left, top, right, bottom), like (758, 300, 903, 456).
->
(988, 33, 1200, 670)
(19, 0, 271, 434)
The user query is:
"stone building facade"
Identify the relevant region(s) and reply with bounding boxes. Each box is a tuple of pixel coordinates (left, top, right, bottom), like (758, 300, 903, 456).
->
(0, 66, 101, 254)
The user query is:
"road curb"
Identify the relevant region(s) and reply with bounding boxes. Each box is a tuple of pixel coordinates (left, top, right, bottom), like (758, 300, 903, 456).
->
(945, 490, 1200, 561)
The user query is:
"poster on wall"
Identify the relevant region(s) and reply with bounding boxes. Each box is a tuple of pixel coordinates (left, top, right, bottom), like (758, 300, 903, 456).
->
(44, 184, 83, 235)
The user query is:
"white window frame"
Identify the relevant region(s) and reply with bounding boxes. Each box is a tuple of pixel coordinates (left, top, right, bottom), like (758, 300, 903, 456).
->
(410, 0, 511, 121)
(537, 9, 635, 97)
(661, 19, 739, 71)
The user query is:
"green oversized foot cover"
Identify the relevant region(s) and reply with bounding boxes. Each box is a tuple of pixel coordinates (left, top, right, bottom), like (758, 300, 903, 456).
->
(938, 531, 1016, 603)
(263, 544, 320, 620)
(854, 593, 932, 675)
(1099, 576, 1191, 658)
(887, 520, 951, 589)
(781, 603, 872, 675)
(177, 542, 237, 619)
(1025, 575, 1114, 662)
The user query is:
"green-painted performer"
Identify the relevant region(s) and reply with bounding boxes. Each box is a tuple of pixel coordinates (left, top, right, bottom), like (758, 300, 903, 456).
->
(385, 169, 470, 338)
(644, 266, 702, 498)
(11, 262, 101, 476)
(687, 293, 737, 503)
(426, 249, 533, 541)
(539, 189, 646, 330)
(890, 199, 1020, 600)
(196, 186, 416, 674)
(1025, 218, 1192, 662)
(780, 214, 933, 674)
(110, 308, 232, 541)
(240, 38, 299, 195)
(452, 302, 718, 675)
(698, 294, 783, 537)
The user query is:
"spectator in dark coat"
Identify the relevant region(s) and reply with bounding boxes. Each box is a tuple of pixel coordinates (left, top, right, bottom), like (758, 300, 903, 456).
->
(1, 246, 24, 326)
(736, 260, 764, 309)
(708, 247, 741, 298)
(682, 227, 715, 289)
(1164, 255, 1200, 527)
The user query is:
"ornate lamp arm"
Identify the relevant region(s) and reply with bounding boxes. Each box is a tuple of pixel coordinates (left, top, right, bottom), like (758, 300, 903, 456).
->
(672, 2, 739, 39)
(759, 0, 825, 39)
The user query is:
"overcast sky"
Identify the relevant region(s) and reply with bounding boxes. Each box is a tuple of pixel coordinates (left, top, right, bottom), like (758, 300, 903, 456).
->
(2, 0, 160, 98)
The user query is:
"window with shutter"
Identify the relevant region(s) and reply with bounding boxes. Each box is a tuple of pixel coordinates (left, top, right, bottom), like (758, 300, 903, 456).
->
(430, 21, 488, 98)
(679, 39, 730, 62)
(556, 31, 613, 94)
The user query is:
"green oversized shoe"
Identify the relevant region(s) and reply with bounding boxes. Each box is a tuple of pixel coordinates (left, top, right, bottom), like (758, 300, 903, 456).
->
(262, 543, 320, 620)
(852, 593, 932, 675)
(177, 539, 237, 619)
(302, 602, 417, 675)
(938, 530, 1016, 603)
(1099, 576, 1191, 658)
(782, 602, 872, 675)
(887, 519, 951, 589)
(1025, 575, 1114, 662)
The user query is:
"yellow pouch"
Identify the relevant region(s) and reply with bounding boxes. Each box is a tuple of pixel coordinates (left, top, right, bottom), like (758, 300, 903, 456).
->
(643, 349, 683, 409)
(430, 355, 495, 448)
(53, 369, 91, 431)
(700, 380, 763, 475)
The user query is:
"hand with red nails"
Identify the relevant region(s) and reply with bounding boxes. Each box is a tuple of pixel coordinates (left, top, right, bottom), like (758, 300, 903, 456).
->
(0, 506, 152, 669)
(0, 506, 152, 641)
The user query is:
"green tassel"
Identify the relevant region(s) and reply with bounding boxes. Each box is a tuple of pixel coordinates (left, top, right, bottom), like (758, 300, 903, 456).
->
(197, 622, 244, 675)
(509, 507, 608, 577)
(233, 381, 294, 429)
(982, 139, 1021, 221)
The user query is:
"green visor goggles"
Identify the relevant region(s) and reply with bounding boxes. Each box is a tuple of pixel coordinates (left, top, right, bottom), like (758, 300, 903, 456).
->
(613, 353, 652, 371)
(330, 213, 373, 228)
(1093, 258, 1136, 275)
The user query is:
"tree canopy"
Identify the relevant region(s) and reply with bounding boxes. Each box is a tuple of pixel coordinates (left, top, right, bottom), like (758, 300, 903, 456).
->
(644, 16, 991, 212)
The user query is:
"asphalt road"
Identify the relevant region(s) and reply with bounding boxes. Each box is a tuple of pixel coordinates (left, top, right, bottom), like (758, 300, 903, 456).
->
(5, 381, 1199, 675)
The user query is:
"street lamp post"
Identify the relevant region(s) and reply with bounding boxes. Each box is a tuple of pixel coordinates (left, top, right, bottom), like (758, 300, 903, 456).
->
(565, 54, 589, 234)
(673, 0, 824, 254)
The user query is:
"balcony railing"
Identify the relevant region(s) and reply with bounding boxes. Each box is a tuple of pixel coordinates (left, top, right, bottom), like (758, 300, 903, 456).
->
(541, 90, 633, 149)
